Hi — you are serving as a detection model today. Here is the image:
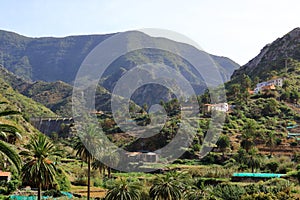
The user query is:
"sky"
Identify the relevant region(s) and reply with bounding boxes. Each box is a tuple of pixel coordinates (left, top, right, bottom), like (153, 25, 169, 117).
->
(0, 0, 300, 65)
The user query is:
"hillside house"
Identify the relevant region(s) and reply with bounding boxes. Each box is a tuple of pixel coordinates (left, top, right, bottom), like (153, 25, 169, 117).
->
(203, 103, 229, 114)
(254, 77, 284, 94)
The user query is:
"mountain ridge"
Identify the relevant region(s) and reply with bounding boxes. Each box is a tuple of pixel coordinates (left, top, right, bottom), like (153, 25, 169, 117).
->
(231, 27, 300, 81)
(0, 29, 239, 84)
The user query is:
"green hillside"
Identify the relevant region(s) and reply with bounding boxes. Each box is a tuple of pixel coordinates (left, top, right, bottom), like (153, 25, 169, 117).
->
(0, 77, 56, 119)
(0, 75, 57, 143)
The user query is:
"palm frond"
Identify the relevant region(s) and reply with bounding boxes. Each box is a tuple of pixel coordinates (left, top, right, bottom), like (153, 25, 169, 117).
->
(0, 110, 21, 117)
(0, 124, 19, 133)
(0, 140, 21, 173)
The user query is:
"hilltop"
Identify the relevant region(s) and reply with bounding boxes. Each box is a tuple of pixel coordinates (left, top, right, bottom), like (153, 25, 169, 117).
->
(232, 27, 300, 81)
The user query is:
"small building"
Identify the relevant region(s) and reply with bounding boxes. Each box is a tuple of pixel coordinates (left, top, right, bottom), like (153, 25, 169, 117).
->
(203, 103, 229, 114)
(0, 171, 11, 182)
(126, 152, 159, 163)
(254, 77, 284, 94)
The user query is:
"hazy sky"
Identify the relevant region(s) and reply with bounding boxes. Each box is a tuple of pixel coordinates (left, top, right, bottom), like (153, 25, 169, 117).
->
(1, 0, 299, 65)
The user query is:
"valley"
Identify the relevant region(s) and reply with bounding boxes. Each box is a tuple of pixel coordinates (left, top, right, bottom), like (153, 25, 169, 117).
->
(1, 27, 300, 200)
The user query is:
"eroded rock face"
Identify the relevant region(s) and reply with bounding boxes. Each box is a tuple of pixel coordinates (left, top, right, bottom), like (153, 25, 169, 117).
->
(232, 27, 300, 80)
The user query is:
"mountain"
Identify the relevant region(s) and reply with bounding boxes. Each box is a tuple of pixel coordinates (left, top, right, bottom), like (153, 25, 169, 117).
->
(0, 30, 113, 82)
(0, 66, 128, 117)
(0, 29, 239, 86)
(231, 27, 300, 81)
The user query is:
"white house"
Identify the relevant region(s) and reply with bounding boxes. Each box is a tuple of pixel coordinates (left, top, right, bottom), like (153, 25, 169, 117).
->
(266, 78, 284, 87)
(213, 103, 229, 112)
(254, 78, 284, 94)
(203, 103, 229, 113)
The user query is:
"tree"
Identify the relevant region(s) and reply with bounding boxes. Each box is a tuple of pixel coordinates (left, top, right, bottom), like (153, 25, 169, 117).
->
(21, 134, 61, 200)
(74, 124, 102, 200)
(241, 74, 252, 90)
(92, 150, 119, 178)
(0, 140, 21, 172)
(265, 131, 276, 156)
(245, 148, 261, 173)
(92, 159, 106, 176)
(200, 89, 210, 104)
(262, 98, 279, 116)
(230, 84, 241, 100)
(0, 102, 21, 172)
(252, 77, 260, 88)
(291, 89, 300, 104)
(280, 90, 290, 102)
(101, 151, 119, 178)
(184, 180, 207, 200)
(217, 134, 230, 157)
(104, 179, 141, 200)
(241, 119, 258, 152)
(149, 172, 183, 200)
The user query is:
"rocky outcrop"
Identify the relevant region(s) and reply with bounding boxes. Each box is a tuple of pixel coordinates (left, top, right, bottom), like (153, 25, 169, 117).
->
(231, 27, 300, 80)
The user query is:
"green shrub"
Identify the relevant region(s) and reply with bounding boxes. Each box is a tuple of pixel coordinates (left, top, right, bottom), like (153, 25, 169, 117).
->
(241, 192, 275, 200)
(212, 184, 246, 200)
(192, 144, 201, 151)
(290, 142, 297, 147)
(0, 195, 9, 200)
(266, 162, 279, 173)
(102, 179, 116, 189)
(93, 178, 103, 187)
(43, 189, 63, 197)
(56, 169, 71, 191)
(72, 178, 93, 186)
(0, 187, 6, 195)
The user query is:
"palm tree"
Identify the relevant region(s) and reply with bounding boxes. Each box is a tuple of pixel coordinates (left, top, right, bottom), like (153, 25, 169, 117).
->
(0, 102, 21, 172)
(0, 140, 21, 172)
(74, 124, 102, 200)
(101, 150, 119, 178)
(21, 134, 61, 200)
(217, 134, 230, 158)
(92, 159, 106, 176)
(230, 84, 240, 100)
(104, 179, 141, 200)
(246, 148, 261, 173)
(265, 131, 276, 156)
(241, 119, 258, 152)
(149, 172, 183, 200)
(184, 180, 207, 200)
(92, 150, 119, 179)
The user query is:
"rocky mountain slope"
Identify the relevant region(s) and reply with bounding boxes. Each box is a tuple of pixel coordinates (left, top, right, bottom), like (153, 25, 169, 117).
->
(0, 29, 240, 109)
(0, 66, 128, 116)
(232, 27, 300, 81)
(0, 29, 239, 86)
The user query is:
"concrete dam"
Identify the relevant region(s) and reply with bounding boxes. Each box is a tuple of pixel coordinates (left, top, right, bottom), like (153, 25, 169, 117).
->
(30, 117, 74, 137)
